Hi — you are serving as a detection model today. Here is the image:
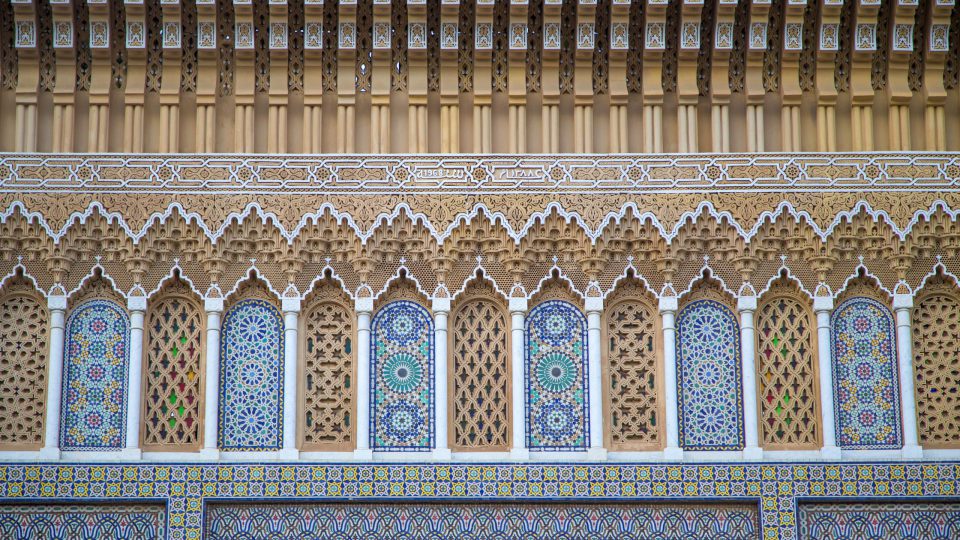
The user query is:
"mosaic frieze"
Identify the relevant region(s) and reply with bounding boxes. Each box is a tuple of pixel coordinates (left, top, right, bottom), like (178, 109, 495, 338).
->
(796, 502, 960, 540)
(525, 300, 590, 451)
(830, 297, 902, 449)
(676, 299, 744, 451)
(0, 503, 166, 540)
(62, 299, 130, 451)
(204, 501, 759, 539)
(218, 299, 284, 451)
(370, 301, 435, 451)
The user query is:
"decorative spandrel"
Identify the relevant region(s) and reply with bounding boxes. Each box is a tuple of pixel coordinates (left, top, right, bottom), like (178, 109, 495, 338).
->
(218, 298, 284, 451)
(830, 297, 902, 449)
(524, 300, 589, 451)
(676, 299, 744, 451)
(370, 301, 434, 451)
(61, 300, 130, 451)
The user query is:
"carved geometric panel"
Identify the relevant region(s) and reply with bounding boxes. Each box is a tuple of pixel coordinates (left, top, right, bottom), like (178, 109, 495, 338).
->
(912, 280, 960, 448)
(218, 298, 284, 451)
(755, 286, 821, 450)
(797, 502, 960, 540)
(370, 300, 434, 451)
(205, 502, 760, 539)
(677, 295, 744, 451)
(301, 291, 355, 451)
(831, 296, 902, 449)
(61, 299, 130, 451)
(0, 503, 166, 539)
(142, 282, 204, 451)
(0, 280, 48, 450)
(603, 282, 662, 451)
(450, 282, 509, 451)
(525, 300, 589, 451)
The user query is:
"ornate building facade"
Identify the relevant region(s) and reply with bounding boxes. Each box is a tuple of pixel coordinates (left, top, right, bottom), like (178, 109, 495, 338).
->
(2, 1, 960, 539)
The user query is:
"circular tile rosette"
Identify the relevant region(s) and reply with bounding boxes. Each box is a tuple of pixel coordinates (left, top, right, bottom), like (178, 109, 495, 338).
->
(384, 305, 428, 346)
(380, 353, 424, 394)
(534, 398, 583, 447)
(380, 400, 426, 445)
(535, 353, 578, 393)
(532, 305, 580, 347)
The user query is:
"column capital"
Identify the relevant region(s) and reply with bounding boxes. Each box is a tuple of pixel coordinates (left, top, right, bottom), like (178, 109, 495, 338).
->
(813, 295, 834, 313)
(47, 294, 68, 311)
(893, 293, 914, 311)
(584, 296, 603, 314)
(127, 296, 147, 312)
(658, 296, 678, 313)
(736, 295, 757, 312)
(204, 297, 224, 312)
(431, 297, 451, 314)
(281, 297, 302, 313)
(508, 297, 528, 314)
(355, 297, 374, 314)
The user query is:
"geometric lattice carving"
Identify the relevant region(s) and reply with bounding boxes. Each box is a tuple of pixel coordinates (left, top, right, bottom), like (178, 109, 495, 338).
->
(0, 278, 48, 450)
(912, 277, 960, 448)
(370, 300, 435, 451)
(524, 300, 589, 451)
(301, 284, 354, 451)
(142, 280, 204, 451)
(755, 282, 820, 450)
(603, 280, 661, 451)
(450, 281, 509, 451)
(676, 282, 744, 451)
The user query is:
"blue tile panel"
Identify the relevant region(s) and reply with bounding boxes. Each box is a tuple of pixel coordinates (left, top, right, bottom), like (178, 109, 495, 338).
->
(61, 299, 130, 451)
(525, 300, 590, 451)
(796, 502, 960, 540)
(0, 503, 166, 539)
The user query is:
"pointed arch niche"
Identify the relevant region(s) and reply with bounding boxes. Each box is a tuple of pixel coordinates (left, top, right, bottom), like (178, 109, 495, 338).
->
(218, 277, 284, 451)
(300, 277, 356, 451)
(912, 272, 960, 448)
(449, 276, 510, 452)
(602, 275, 663, 451)
(141, 275, 205, 451)
(755, 276, 821, 450)
(62, 273, 130, 451)
(370, 277, 435, 452)
(831, 276, 902, 449)
(676, 278, 744, 451)
(0, 272, 48, 450)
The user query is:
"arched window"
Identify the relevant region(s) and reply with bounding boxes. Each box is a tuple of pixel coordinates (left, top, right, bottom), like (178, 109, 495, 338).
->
(676, 281, 744, 451)
(913, 276, 960, 448)
(755, 280, 821, 449)
(300, 281, 355, 451)
(831, 281, 901, 449)
(0, 276, 48, 450)
(218, 283, 284, 451)
(370, 295, 434, 451)
(62, 279, 130, 450)
(142, 278, 204, 451)
(525, 292, 589, 451)
(603, 278, 662, 451)
(450, 280, 510, 451)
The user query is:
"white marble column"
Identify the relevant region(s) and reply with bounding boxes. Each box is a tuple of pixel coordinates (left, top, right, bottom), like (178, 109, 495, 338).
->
(201, 297, 223, 459)
(509, 297, 529, 459)
(659, 296, 682, 460)
(813, 296, 841, 460)
(354, 297, 373, 459)
(280, 298, 301, 460)
(123, 296, 147, 459)
(585, 297, 606, 459)
(40, 295, 68, 460)
(432, 298, 451, 459)
(893, 293, 922, 459)
(738, 294, 762, 460)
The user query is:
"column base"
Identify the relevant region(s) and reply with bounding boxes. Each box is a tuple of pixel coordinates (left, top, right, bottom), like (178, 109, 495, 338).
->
(277, 448, 300, 461)
(902, 444, 923, 460)
(509, 448, 530, 461)
(353, 448, 374, 461)
(120, 448, 142, 461)
(820, 445, 842, 461)
(663, 446, 684, 461)
(38, 447, 61, 461)
(742, 446, 763, 461)
(431, 448, 452, 461)
(199, 448, 220, 461)
(585, 447, 607, 461)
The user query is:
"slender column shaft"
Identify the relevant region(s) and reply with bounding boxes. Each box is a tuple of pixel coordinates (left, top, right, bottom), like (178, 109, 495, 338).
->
(355, 299, 373, 455)
(282, 301, 300, 455)
(659, 297, 681, 458)
(125, 298, 147, 452)
(41, 296, 68, 458)
(814, 297, 840, 458)
(510, 298, 528, 458)
(894, 294, 921, 458)
(202, 299, 223, 453)
(585, 299, 604, 452)
(433, 299, 450, 457)
(738, 295, 761, 459)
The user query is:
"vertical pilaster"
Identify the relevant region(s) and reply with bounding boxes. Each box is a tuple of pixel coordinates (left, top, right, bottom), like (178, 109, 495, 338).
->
(814, 296, 840, 459)
(432, 298, 451, 459)
(893, 294, 922, 459)
(201, 297, 223, 459)
(40, 295, 67, 460)
(123, 296, 146, 459)
(280, 297, 300, 460)
(738, 294, 762, 460)
(585, 296, 605, 459)
(509, 297, 528, 459)
(659, 296, 682, 460)
(354, 297, 373, 459)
